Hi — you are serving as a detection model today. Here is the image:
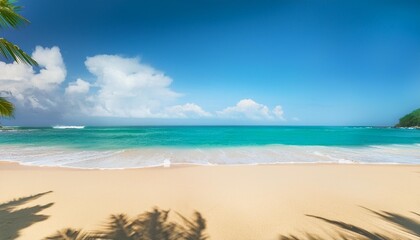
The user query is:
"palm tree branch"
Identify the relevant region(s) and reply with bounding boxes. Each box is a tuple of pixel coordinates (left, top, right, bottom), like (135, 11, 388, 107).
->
(0, 0, 29, 28)
(0, 96, 14, 117)
(0, 38, 37, 65)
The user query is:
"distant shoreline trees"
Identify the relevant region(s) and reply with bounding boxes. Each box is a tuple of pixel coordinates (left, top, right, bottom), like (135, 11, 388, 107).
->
(395, 108, 420, 128)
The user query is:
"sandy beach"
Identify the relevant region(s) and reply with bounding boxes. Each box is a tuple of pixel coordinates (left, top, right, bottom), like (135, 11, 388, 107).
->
(1, 0, 420, 239)
(0, 162, 419, 240)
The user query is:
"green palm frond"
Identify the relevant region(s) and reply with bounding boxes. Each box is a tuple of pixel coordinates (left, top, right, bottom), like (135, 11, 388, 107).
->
(0, 0, 29, 28)
(0, 38, 37, 65)
(0, 96, 14, 117)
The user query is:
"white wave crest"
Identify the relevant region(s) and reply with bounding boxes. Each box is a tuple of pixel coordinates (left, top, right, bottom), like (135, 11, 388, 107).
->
(52, 125, 85, 129)
(0, 144, 419, 169)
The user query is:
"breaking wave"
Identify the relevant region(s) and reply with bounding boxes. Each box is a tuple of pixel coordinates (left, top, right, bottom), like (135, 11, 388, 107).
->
(52, 125, 85, 129)
(0, 144, 419, 169)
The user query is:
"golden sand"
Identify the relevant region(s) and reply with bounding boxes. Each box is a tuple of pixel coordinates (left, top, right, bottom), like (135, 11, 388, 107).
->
(0, 162, 419, 239)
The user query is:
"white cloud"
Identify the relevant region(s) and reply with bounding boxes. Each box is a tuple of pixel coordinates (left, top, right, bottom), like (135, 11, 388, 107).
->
(31, 46, 66, 91)
(80, 55, 183, 117)
(0, 47, 287, 122)
(65, 78, 90, 95)
(164, 103, 212, 118)
(272, 105, 285, 120)
(218, 99, 285, 120)
(0, 50, 211, 119)
(0, 46, 66, 109)
(63, 54, 210, 119)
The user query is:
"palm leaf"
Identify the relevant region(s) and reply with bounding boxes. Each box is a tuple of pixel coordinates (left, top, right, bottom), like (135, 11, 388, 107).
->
(0, 38, 37, 65)
(0, 0, 29, 28)
(0, 96, 14, 117)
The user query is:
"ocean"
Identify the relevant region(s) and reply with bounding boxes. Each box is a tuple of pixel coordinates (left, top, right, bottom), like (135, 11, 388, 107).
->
(0, 126, 419, 168)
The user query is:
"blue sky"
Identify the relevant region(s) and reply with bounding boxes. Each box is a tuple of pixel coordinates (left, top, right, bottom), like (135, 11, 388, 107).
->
(1, 0, 420, 126)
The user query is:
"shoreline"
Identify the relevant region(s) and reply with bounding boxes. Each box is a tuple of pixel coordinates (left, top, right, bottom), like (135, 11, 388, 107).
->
(1, 161, 419, 239)
(1, 143, 420, 168)
(1, 159, 418, 171)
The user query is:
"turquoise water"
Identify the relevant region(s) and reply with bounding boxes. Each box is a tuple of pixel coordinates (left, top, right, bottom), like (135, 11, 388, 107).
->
(0, 126, 419, 168)
(1, 126, 419, 149)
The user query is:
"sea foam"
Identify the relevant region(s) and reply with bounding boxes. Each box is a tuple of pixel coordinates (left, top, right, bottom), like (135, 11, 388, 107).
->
(52, 125, 85, 129)
(0, 144, 419, 169)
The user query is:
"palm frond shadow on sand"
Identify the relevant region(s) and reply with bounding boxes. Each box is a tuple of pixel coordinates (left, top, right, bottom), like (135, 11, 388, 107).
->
(45, 208, 207, 240)
(279, 207, 420, 240)
(45, 206, 420, 240)
(0, 191, 54, 240)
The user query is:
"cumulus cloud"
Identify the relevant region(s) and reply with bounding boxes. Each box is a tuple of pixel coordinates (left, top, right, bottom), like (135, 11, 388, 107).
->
(0, 50, 210, 119)
(78, 55, 184, 117)
(0, 46, 286, 122)
(65, 78, 90, 95)
(61, 54, 213, 119)
(164, 103, 212, 118)
(0, 46, 66, 109)
(218, 99, 284, 120)
(31, 46, 66, 91)
(272, 105, 285, 120)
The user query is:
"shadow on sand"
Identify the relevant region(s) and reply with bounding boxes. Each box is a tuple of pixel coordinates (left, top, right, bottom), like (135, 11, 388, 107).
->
(45, 206, 420, 240)
(279, 207, 420, 240)
(0, 191, 54, 240)
(45, 208, 207, 240)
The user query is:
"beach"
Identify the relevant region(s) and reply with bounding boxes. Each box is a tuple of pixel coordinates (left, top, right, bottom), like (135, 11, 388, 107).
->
(1, 0, 420, 239)
(1, 162, 419, 240)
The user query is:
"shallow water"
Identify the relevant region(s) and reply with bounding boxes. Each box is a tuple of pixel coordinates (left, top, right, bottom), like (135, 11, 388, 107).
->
(0, 126, 419, 168)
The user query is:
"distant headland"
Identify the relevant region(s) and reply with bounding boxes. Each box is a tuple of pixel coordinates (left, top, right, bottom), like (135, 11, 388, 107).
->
(395, 108, 420, 128)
